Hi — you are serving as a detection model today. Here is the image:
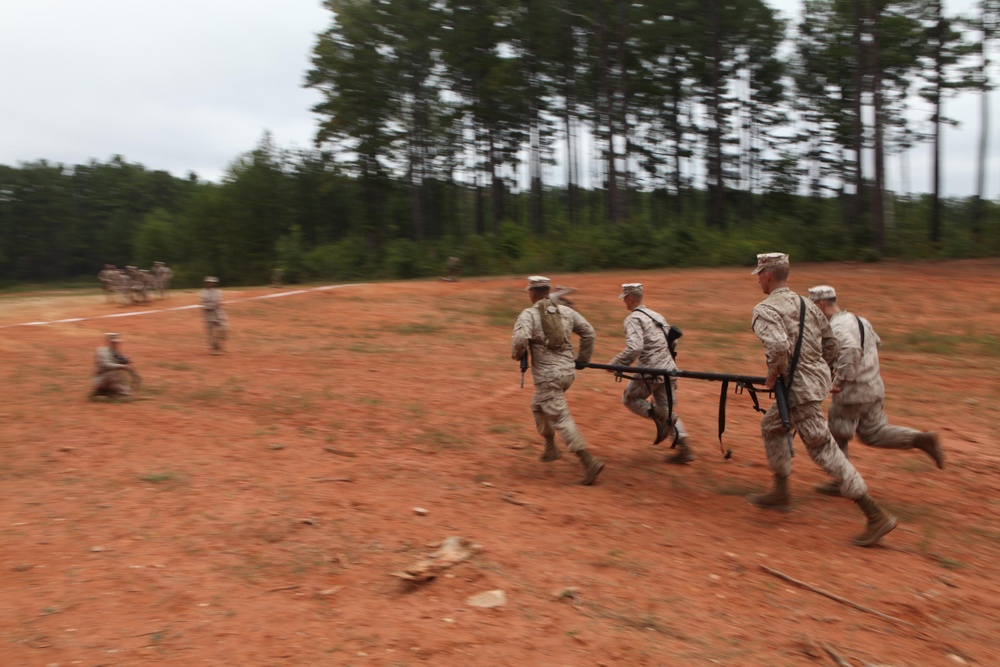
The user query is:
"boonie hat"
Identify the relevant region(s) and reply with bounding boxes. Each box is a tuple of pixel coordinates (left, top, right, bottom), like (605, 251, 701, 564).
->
(525, 275, 551, 291)
(751, 252, 790, 275)
(618, 283, 643, 299)
(808, 285, 837, 301)
(204, 276, 220, 284)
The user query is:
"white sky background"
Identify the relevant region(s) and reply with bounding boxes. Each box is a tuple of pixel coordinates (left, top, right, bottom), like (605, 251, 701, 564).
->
(0, 0, 996, 198)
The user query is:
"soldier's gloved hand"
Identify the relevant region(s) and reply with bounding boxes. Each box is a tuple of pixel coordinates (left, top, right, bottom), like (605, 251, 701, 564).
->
(574, 360, 586, 370)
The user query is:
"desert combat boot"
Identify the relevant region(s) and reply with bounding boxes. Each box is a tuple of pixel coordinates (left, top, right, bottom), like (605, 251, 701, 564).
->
(540, 437, 562, 462)
(747, 474, 790, 511)
(853, 494, 898, 546)
(914, 432, 945, 469)
(575, 448, 605, 485)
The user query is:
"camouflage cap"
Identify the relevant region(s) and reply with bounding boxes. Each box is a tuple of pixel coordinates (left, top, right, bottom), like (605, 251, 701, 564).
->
(525, 275, 551, 291)
(751, 252, 790, 275)
(808, 285, 837, 301)
(105, 332, 122, 342)
(618, 283, 643, 299)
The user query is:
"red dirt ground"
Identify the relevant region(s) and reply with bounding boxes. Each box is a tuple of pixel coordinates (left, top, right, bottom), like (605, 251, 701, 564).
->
(1, 259, 998, 667)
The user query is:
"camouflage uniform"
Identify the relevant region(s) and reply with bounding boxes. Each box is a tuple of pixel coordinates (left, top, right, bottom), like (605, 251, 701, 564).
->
(91, 335, 133, 398)
(808, 286, 943, 484)
(445, 257, 462, 282)
(115, 269, 131, 305)
(511, 276, 603, 484)
(752, 286, 868, 499)
(98, 265, 116, 303)
(609, 285, 691, 460)
(153, 262, 173, 299)
(749, 254, 897, 547)
(200, 278, 228, 353)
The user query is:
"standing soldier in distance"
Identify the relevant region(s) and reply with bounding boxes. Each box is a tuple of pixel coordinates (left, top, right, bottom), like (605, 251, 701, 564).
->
(511, 276, 604, 485)
(808, 285, 944, 495)
(608, 283, 694, 463)
(270, 267, 285, 288)
(200, 276, 228, 354)
(442, 256, 462, 282)
(153, 261, 174, 299)
(98, 264, 116, 303)
(115, 268, 131, 305)
(748, 253, 897, 547)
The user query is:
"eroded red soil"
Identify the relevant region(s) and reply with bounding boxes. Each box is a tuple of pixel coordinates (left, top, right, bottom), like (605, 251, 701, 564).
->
(1, 259, 998, 666)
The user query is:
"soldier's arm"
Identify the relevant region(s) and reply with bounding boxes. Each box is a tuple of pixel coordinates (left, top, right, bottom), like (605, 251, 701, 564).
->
(511, 310, 533, 360)
(829, 316, 858, 387)
(570, 310, 595, 365)
(609, 317, 643, 367)
(752, 305, 789, 382)
(96, 348, 127, 372)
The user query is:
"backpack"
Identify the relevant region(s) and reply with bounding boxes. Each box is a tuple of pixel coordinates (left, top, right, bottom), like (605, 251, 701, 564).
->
(536, 299, 568, 350)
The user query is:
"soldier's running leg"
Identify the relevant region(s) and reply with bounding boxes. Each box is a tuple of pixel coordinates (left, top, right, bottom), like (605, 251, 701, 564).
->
(650, 380, 693, 463)
(534, 377, 603, 485)
(794, 402, 897, 547)
(531, 400, 561, 462)
(747, 403, 794, 510)
(816, 400, 862, 496)
(856, 399, 944, 468)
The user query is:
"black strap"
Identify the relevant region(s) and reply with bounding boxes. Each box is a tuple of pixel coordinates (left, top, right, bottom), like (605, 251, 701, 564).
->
(856, 314, 865, 350)
(785, 297, 806, 392)
(634, 307, 669, 343)
(665, 376, 675, 446)
(718, 380, 728, 443)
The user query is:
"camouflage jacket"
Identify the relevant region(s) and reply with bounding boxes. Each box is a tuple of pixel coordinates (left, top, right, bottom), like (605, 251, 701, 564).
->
(511, 302, 595, 385)
(830, 309, 884, 404)
(609, 305, 677, 383)
(752, 287, 839, 405)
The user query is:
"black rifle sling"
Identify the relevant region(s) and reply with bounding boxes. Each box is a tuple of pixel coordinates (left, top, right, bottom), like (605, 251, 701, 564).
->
(634, 307, 676, 433)
(718, 380, 728, 444)
(785, 297, 807, 393)
(856, 314, 865, 350)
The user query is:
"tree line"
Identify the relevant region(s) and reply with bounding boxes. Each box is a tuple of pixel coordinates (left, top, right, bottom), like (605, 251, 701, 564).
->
(1, 0, 998, 286)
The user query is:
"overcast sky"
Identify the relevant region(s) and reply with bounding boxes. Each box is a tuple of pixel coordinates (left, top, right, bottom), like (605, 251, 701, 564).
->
(1, 0, 996, 197)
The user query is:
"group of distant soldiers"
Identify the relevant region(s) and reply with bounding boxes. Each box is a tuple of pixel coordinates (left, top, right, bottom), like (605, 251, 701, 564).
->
(91, 275, 228, 400)
(511, 253, 944, 548)
(98, 262, 174, 304)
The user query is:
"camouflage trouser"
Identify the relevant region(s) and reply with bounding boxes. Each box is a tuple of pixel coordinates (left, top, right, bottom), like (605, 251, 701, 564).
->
(92, 370, 133, 397)
(622, 377, 689, 439)
(204, 317, 228, 351)
(761, 400, 868, 500)
(829, 399, 920, 450)
(531, 373, 587, 453)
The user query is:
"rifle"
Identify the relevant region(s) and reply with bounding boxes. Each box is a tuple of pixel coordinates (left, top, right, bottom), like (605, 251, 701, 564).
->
(666, 325, 683, 360)
(519, 351, 529, 388)
(581, 362, 794, 459)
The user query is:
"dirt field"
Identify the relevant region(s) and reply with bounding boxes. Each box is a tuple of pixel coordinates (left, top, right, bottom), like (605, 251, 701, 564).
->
(1, 259, 998, 667)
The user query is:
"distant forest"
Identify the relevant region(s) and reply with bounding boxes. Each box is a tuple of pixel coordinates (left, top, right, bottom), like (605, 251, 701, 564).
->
(1, 0, 998, 286)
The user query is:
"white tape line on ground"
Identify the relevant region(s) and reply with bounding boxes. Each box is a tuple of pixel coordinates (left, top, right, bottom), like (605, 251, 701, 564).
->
(0, 282, 359, 330)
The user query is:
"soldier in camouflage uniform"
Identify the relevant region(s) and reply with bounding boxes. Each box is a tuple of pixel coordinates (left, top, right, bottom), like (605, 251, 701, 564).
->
(748, 253, 897, 547)
(200, 276, 228, 354)
(511, 276, 604, 485)
(153, 262, 174, 299)
(115, 268, 131, 305)
(98, 264, 117, 303)
(808, 285, 944, 495)
(443, 256, 462, 282)
(608, 283, 693, 463)
(90, 333, 135, 399)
